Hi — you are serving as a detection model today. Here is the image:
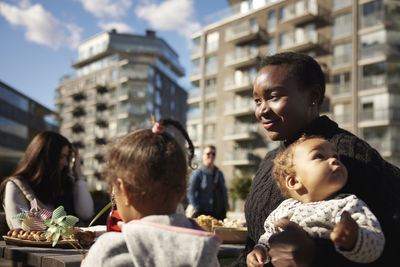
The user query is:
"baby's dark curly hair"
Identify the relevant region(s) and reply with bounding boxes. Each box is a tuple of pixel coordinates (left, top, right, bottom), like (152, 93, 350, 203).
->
(106, 118, 195, 201)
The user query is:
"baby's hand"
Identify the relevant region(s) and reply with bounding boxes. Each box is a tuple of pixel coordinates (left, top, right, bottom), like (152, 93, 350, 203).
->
(246, 245, 268, 267)
(330, 211, 359, 250)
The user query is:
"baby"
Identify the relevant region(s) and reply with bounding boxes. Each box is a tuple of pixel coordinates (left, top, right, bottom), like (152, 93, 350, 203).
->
(82, 118, 222, 267)
(247, 135, 385, 266)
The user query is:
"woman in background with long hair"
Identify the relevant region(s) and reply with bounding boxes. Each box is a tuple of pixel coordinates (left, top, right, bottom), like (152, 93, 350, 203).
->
(0, 131, 94, 229)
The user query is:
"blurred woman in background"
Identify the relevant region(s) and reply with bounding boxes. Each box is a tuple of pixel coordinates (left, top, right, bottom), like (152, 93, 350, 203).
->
(0, 131, 94, 229)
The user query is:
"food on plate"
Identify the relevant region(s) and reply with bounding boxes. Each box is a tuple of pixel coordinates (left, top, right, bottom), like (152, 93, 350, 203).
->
(71, 227, 96, 247)
(195, 215, 220, 232)
(6, 227, 96, 247)
(195, 215, 247, 232)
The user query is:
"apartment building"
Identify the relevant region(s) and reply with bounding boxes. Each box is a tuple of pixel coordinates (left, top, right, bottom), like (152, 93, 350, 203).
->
(55, 30, 187, 191)
(188, 0, 400, 188)
(0, 80, 58, 179)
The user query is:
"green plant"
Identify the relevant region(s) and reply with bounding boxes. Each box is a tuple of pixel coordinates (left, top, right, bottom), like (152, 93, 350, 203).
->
(229, 176, 252, 200)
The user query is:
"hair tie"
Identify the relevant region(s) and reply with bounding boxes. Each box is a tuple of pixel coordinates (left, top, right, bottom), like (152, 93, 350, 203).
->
(152, 122, 164, 134)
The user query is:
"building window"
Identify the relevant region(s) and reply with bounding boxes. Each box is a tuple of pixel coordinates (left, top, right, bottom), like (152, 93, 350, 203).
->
(333, 42, 352, 67)
(155, 90, 162, 105)
(279, 6, 285, 21)
(360, 30, 386, 60)
(205, 55, 218, 75)
(205, 78, 217, 96)
(191, 36, 201, 55)
(0, 85, 29, 111)
(205, 101, 216, 118)
(360, 0, 383, 29)
(155, 73, 162, 88)
(360, 61, 386, 90)
(268, 10, 276, 32)
(333, 0, 351, 11)
(333, 102, 352, 125)
(191, 58, 201, 77)
(333, 72, 351, 95)
(268, 37, 276, 55)
(204, 124, 216, 141)
(206, 31, 219, 53)
(333, 13, 352, 40)
(0, 116, 28, 139)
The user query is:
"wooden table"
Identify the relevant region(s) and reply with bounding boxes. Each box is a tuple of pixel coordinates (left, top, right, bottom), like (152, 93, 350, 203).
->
(0, 240, 244, 267)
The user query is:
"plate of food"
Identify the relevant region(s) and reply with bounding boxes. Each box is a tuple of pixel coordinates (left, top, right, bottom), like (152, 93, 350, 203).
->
(195, 215, 247, 244)
(3, 227, 96, 248)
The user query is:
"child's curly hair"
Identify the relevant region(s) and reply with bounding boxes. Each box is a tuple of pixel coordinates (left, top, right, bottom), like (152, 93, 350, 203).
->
(272, 134, 323, 197)
(106, 118, 195, 201)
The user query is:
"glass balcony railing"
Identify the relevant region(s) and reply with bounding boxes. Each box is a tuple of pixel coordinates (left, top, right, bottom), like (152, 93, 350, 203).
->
(333, 54, 351, 67)
(224, 123, 257, 136)
(360, 43, 386, 60)
(188, 88, 201, 99)
(333, 113, 352, 125)
(224, 72, 256, 91)
(191, 45, 201, 56)
(333, 82, 351, 95)
(187, 109, 201, 121)
(360, 12, 384, 29)
(225, 21, 259, 42)
(365, 138, 400, 154)
(225, 97, 254, 115)
(205, 85, 217, 96)
(223, 149, 257, 164)
(225, 46, 258, 66)
(359, 107, 400, 122)
(190, 66, 201, 77)
(360, 74, 386, 90)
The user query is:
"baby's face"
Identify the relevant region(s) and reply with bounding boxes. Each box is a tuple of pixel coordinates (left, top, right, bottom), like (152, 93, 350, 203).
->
(292, 138, 348, 202)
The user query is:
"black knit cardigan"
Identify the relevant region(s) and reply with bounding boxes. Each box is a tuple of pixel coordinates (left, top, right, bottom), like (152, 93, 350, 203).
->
(233, 116, 400, 267)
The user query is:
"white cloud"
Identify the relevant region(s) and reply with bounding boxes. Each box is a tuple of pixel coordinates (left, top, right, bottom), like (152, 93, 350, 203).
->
(77, 0, 132, 18)
(135, 0, 201, 38)
(0, 1, 82, 49)
(98, 21, 133, 33)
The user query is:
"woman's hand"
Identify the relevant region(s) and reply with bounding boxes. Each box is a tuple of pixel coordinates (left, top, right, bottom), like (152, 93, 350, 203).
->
(71, 146, 83, 177)
(268, 218, 315, 267)
(330, 211, 358, 251)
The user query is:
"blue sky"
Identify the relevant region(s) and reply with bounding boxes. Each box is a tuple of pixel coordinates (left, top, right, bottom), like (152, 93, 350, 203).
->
(0, 0, 229, 110)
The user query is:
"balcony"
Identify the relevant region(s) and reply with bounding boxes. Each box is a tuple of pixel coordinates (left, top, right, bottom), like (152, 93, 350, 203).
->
(279, 31, 328, 53)
(280, 1, 328, 26)
(364, 138, 400, 156)
(188, 87, 201, 104)
(360, 43, 386, 61)
(359, 107, 400, 125)
(224, 46, 259, 68)
(332, 113, 352, 126)
(223, 123, 257, 141)
(205, 85, 217, 98)
(187, 109, 201, 122)
(333, 82, 351, 96)
(191, 44, 202, 58)
(360, 12, 384, 29)
(223, 149, 257, 166)
(224, 72, 255, 93)
(359, 74, 386, 91)
(190, 66, 202, 81)
(225, 20, 260, 43)
(224, 97, 254, 116)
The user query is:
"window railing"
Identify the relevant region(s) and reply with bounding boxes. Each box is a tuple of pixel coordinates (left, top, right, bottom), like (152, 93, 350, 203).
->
(225, 46, 258, 66)
(360, 43, 386, 60)
(225, 20, 259, 42)
(333, 82, 351, 95)
(187, 109, 201, 120)
(360, 74, 386, 90)
(359, 107, 400, 122)
(360, 12, 384, 29)
(224, 123, 257, 136)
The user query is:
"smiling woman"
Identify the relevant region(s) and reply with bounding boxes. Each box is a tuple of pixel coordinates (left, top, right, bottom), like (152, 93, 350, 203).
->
(233, 52, 400, 267)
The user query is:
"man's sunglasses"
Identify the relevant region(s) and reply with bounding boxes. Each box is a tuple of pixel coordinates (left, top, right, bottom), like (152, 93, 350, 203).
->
(206, 152, 216, 156)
